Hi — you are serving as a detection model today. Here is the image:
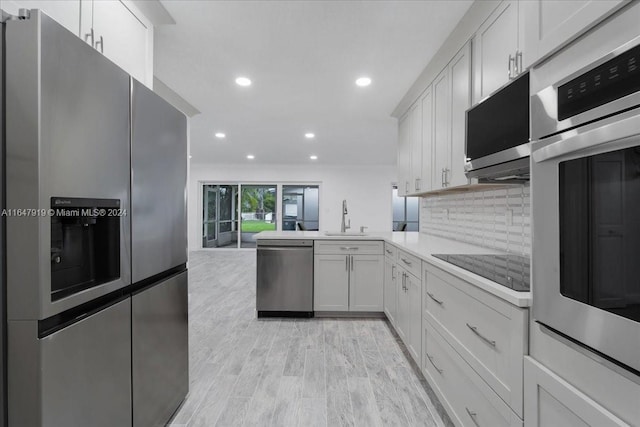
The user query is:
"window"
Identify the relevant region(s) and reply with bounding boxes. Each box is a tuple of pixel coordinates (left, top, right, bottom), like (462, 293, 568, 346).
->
(282, 186, 319, 231)
(392, 186, 419, 231)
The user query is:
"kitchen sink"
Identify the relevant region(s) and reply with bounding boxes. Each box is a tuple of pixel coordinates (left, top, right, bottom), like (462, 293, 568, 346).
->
(324, 231, 369, 236)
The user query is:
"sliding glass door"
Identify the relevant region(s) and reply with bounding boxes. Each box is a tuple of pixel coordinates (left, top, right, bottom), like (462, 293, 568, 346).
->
(202, 184, 239, 248)
(240, 185, 277, 248)
(202, 182, 319, 248)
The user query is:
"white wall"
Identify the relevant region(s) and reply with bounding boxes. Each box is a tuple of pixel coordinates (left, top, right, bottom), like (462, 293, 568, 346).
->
(188, 163, 396, 250)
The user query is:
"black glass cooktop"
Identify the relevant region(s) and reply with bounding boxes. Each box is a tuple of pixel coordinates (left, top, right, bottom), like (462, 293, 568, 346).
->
(432, 254, 530, 292)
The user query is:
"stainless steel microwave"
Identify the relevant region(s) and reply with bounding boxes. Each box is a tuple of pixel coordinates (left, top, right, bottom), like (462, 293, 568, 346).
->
(465, 72, 530, 180)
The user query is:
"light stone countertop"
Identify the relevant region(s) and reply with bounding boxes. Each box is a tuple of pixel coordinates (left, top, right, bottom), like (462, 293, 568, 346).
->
(254, 231, 531, 307)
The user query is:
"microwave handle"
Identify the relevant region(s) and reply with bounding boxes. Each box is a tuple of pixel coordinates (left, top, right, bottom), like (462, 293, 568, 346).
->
(533, 112, 640, 163)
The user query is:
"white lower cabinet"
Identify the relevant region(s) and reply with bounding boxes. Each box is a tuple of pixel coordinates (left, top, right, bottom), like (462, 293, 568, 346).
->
(396, 264, 422, 366)
(523, 357, 628, 427)
(314, 241, 383, 312)
(423, 322, 523, 427)
(383, 255, 397, 326)
(314, 254, 350, 311)
(350, 255, 384, 311)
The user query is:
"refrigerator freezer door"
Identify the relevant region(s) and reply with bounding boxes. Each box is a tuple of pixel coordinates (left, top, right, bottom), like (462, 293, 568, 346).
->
(5, 11, 132, 320)
(132, 271, 188, 426)
(40, 298, 132, 427)
(131, 80, 188, 283)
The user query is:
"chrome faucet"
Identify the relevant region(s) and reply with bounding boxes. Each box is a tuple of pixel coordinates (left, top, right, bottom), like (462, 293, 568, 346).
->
(341, 200, 350, 233)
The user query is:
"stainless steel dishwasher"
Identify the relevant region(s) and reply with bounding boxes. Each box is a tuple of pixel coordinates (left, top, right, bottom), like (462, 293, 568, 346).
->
(257, 240, 314, 317)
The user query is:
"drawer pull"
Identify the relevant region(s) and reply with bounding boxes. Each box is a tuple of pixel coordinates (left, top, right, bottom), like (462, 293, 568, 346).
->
(426, 354, 443, 374)
(386, 249, 392, 254)
(401, 258, 412, 266)
(340, 247, 359, 251)
(466, 408, 481, 427)
(427, 292, 443, 305)
(466, 323, 496, 347)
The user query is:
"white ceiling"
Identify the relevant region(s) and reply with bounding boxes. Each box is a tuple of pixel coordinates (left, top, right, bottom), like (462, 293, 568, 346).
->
(155, 0, 473, 166)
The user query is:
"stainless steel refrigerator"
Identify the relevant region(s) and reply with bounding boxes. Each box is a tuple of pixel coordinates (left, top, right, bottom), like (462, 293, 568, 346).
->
(2, 9, 188, 427)
(130, 79, 188, 427)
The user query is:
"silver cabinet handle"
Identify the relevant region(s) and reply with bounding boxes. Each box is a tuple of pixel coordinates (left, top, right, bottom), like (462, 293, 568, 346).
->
(346, 255, 349, 271)
(508, 54, 515, 79)
(386, 249, 393, 254)
(466, 323, 496, 347)
(351, 255, 354, 271)
(402, 272, 406, 291)
(444, 168, 450, 186)
(340, 247, 359, 251)
(516, 50, 523, 75)
(415, 178, 420, 191)
(391, 264, 396, 279)
(441, 168, 445, 187)
(84, 28, 94, 47)
(95, 35, 104, 53)
(405, 181, 409, 193)
(426, 354, 443, 374)
(466, 408, 480, 427)
(401, 258, 412, 266)
(427, 292, 443, 305)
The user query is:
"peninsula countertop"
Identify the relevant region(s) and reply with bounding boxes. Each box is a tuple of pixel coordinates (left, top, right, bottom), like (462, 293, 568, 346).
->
(254, 231, 531, 307)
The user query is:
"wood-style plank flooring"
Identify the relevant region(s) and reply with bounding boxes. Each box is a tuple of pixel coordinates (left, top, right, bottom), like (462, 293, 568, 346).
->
(169, 250, 452, 427)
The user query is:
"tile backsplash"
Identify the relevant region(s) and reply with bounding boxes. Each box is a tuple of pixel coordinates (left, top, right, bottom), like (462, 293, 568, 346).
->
(420, 184, 531, 256)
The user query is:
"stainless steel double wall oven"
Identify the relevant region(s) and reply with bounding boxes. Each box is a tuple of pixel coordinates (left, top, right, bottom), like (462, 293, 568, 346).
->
(531, 2, 640, 374)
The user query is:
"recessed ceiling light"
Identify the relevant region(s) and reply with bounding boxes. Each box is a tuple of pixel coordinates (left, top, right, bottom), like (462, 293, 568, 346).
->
(305, 133, 315, 139)
(215, 132, 226, 139)
(355, 77, 372, 87)
(310, 155, 318, 160)
(246, 154, 255, 160)
(235, 77, 252, 86)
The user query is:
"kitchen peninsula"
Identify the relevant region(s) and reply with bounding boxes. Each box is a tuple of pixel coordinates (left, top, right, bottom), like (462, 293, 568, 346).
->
(255, 230, 532, 427)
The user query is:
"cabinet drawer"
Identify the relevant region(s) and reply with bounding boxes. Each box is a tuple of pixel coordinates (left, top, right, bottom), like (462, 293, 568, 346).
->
(423, 322, 522, 427)
(384, 243, 397, 261)
(424, 264, 527, 417)
(314, 240, 383, 255)
(396, 249, 421, 279)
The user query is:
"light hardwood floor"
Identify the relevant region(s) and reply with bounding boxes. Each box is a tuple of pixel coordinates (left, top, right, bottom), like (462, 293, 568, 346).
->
(169, 250, 452, 427)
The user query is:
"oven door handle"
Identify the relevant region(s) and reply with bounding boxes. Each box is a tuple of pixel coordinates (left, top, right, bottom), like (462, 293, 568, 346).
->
(533, 111, 640, 163)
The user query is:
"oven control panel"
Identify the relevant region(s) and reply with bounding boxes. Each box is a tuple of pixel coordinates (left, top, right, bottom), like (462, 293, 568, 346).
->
(558, 43, 640, 120)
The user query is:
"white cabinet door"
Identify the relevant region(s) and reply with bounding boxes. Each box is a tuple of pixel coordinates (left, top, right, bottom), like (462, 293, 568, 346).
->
(397, 113, 411, 196)
(383, 258, 397, 325)
(396, 270, 409, 341)
(350, 255, 384, 312)
(409, 102, 423, 194)
(406, 272, 422, 366)
(10, 0, 81, 36)
(521, 0, 625, 68)
(314, 255, 349, 311)
(420, 86, 434, 193)
(92, 0, 152, 86)
(448, 42, 471, 188)
(473, 0, 519, 103)
(524, 357, 628, 427)
(432, 68, 450, 190)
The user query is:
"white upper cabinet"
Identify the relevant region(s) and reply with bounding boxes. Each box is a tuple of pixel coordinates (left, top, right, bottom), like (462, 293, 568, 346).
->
(7, 1, 81, 36)
(473, 0, 521, 103)
(9, 0, 154, 87)
(432, 68, 450, 190)
(409, 103, 423, 194)
(522, 0, 626, 68)
(420, 87, 434, 193)
(82, 0, 154, 87)
(448, 42, 471, 188)
(397, 112, 411, 197)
